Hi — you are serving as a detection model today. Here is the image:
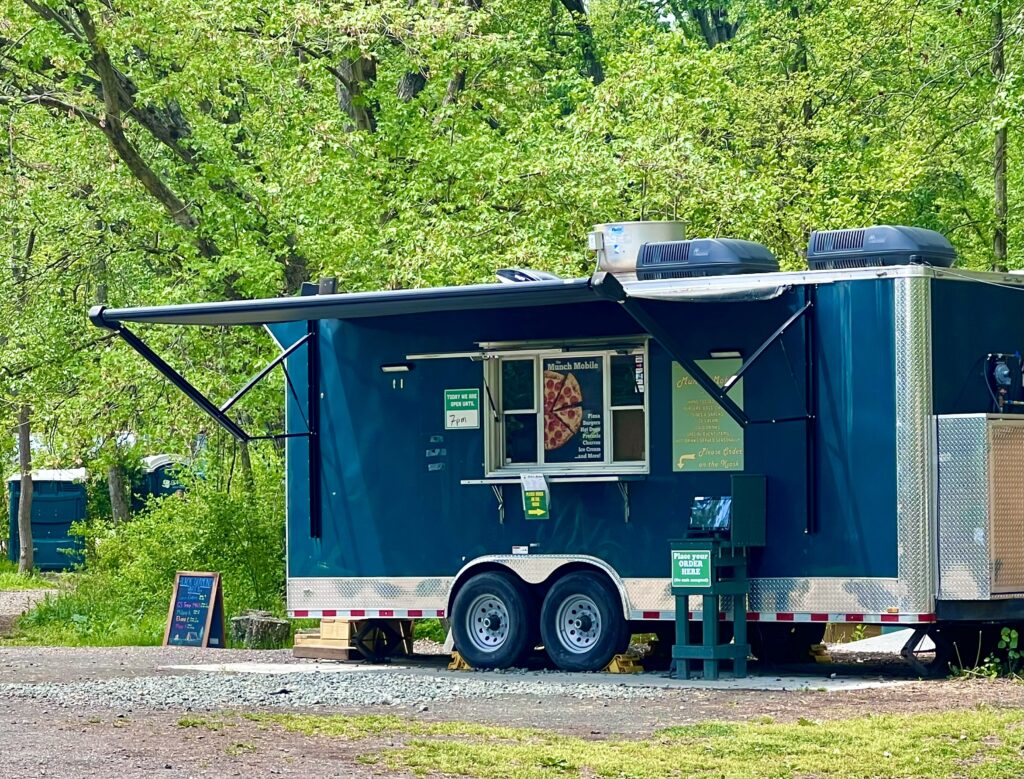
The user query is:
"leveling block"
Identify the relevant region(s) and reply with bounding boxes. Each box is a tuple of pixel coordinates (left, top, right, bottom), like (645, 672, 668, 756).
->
(809, 643, 832, 663)
(446, 652, 643, 673)
(292, 618, 414, 662)
(604, 653, 644, 674)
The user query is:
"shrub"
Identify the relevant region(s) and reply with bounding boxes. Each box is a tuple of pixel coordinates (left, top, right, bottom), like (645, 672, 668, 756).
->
(16, 452, 284, 645)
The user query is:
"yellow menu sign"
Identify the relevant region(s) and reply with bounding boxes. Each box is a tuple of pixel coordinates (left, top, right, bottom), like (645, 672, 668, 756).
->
(671, 358, 744, 471)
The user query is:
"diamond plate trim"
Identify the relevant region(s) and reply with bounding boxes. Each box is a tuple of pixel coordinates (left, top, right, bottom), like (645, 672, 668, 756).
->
(937, 415, 992, 600)
(989, 422, 1024, 594)
(287, 577, 452, 612)
(622, 577, 674, 612)
(623, 576, 909, 614)
(452, 555, 631, 614)
(893, 275, 935, 614)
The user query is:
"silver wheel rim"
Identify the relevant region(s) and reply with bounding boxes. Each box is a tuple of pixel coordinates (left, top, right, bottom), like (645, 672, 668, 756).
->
(555, 594, 602, 654)
(466, 593, 511, 653)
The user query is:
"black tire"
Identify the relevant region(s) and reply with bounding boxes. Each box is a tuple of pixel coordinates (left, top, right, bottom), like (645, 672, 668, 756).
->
(749, 623, 825, 665)
(540, 572, 629, 672)
(451, 572, 534, 669)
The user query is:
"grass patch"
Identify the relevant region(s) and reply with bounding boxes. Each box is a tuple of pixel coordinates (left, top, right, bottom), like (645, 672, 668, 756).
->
(178, 716, 234, 732)
(0, 559, 60, 591)
(244, 713, 533, 742)
(248, 708, 1024, 779)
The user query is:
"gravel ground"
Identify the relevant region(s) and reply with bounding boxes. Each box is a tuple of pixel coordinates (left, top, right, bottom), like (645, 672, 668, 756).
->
(4, 644, 1024, 779)
(0, 666, 666, 711)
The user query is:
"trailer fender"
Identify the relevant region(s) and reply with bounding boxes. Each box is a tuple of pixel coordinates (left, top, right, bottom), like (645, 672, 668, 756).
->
(448, 555, 630, 620)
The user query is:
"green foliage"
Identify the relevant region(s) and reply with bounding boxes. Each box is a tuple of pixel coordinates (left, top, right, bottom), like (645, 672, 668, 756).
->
(413, 618, 449, 644)
(14, 452, 284, 646)
(0, 1, 1023, 646)
(245, 708, 1024, 778)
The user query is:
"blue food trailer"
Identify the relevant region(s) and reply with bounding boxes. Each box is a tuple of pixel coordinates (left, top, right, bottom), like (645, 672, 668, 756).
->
(90, 223, 1024, 674)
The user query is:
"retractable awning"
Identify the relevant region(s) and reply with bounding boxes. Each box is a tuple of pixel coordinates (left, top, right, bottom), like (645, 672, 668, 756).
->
(89, 272, 811, 442)
(89, 278, 597, 328)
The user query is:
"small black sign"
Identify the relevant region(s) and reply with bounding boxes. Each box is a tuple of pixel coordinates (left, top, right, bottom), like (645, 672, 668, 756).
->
(164, 571, 225, 648)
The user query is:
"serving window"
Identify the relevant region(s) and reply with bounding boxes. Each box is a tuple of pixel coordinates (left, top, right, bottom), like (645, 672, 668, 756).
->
(485, 344, 648, 474)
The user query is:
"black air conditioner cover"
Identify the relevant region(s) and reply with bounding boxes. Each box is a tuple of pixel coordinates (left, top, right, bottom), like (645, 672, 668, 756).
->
(807, 225, 955, 270)
(635, 238, 779, 280)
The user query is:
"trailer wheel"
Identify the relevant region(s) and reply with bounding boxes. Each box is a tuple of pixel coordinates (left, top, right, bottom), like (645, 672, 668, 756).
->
(540, 572, 629, 672)
(451, 572, 534, 669)
(749, 623, 825, 665)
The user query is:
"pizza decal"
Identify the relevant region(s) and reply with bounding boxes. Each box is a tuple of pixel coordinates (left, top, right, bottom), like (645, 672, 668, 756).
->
(543, 371, 584, 451)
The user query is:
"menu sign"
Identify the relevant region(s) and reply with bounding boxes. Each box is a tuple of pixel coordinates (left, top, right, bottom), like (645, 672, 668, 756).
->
(542, 357, 604, 464)
(164, 571, 225, 648)
(671, 358, 744, 471)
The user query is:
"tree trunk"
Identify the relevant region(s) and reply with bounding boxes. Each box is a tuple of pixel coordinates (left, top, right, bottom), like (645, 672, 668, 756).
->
(239, 438, 254, 493)
(993, 3, 1008, 272)
(333, 56, 378, 132)
(558, 0, 605, 85)
(17, 404, 33, 574)
(107, 463, 131, 523)
(397, 72, 427, 102)
(692, 8, 720, 48)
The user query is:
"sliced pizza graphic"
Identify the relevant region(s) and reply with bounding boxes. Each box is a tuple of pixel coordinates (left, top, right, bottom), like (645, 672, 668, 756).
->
(543, 370, 584, 451)
(543, 370, 565, 413)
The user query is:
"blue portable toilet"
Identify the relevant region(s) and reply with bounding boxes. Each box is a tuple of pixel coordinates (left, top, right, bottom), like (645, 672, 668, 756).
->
(7, 469, 87, 571)
(141, 455, 186, 498)
(131, 455, 187, 512)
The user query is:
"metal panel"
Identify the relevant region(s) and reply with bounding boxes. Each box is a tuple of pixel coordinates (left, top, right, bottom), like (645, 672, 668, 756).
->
(892, 275, 935, 614)
(623, 577, 674, 612)
(451, 555, 631, 614)
(937, 415, 992, 600)
(287, 577, 453, 612)
(623, 577, 909, 615)
(989, 423, 1024, 594)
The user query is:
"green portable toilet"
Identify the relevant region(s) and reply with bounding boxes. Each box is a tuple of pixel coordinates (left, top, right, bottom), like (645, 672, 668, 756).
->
(7, 469, 87, 572)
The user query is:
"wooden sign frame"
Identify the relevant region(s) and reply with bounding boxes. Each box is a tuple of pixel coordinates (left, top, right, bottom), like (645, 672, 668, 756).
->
(163, 571, 225, 648)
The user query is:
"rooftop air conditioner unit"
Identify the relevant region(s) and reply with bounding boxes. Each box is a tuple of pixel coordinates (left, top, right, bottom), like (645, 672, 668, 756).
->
(635, 238, 779, 280)
(807, 225, 956, 270)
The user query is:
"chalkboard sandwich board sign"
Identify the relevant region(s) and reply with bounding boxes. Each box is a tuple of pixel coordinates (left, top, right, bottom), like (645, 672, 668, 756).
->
(164, 571, 225, 648)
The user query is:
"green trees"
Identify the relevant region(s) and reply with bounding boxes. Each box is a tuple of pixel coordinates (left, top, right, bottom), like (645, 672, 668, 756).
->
(0, 0, 1021, 583)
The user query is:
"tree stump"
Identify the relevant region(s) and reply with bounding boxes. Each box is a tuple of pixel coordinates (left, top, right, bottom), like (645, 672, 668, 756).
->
(230, 610, 290, 648)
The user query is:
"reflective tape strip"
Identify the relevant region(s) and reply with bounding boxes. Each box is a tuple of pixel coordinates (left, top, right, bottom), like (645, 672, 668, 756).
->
(295, 608, 933, 624)
(288, 609, 446, 619)
(627, 610, 937, 624)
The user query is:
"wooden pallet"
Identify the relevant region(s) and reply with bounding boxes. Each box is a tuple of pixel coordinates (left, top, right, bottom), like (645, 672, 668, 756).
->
(292, 618, 414, 662)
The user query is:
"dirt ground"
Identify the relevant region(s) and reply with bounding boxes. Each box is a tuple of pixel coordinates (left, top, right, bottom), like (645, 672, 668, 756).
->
(5, 590, 1024, 779)
(0, 589, 56, 637)
(4, 644, 1024, 779)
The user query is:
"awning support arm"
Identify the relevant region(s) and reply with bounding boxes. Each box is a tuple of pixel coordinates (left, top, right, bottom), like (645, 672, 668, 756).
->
(220, 333, 311, 414)
(593, 274, 750, 428)
(99, 321, 311, 443)
(593, 274, 815, 429)
(722, 301, 813, 393)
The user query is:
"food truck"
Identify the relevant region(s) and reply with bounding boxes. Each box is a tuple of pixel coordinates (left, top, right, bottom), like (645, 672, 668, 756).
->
(90, 222, 1024, 674)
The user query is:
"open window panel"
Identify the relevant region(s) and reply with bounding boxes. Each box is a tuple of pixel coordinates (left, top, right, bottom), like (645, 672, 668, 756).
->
(484, 341, 649, 476)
